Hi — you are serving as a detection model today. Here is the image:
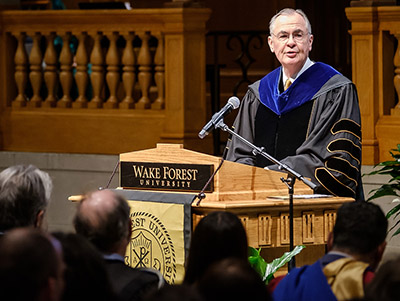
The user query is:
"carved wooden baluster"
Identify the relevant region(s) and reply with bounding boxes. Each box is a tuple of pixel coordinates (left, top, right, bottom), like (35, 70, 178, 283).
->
(394, 34, 400, 110)
(29, 32, 43, 107)
(104, 32, 120, 109)
(58, 32, 73, 108)
(88, 32, 105, 108)
(136, 32, 152, 109)
(73, 32, 88, 108)
(13, 33, 28, 107)
(152, 32, 165, 109)
(43, 32, 58, 107)
(120, 32, 136, 109)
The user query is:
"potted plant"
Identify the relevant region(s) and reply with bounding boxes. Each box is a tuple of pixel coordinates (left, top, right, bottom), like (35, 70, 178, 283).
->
(364, 144, 400, 236)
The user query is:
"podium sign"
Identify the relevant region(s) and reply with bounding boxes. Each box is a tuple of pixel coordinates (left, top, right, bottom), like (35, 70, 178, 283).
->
(120, 161, 214, 192)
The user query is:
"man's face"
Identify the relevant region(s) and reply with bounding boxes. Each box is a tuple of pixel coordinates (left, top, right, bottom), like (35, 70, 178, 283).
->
(268, 13, 313, 76)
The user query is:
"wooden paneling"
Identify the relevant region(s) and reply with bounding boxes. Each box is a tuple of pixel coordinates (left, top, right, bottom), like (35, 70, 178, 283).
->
(0, 8, 212, 155)
(346, 6, 400, 164)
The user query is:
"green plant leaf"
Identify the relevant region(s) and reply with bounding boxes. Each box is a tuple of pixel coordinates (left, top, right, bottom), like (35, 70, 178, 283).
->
(388, 177, 400, 183)
(248, 247, 267, 278)
(248, 245, 305, 285)
(386, 203, 400, 219)
(392, 226, 400, 238)
(367, 185, 400, 201)
(388, 218, 400, 233)
(263, 245, 305, 284)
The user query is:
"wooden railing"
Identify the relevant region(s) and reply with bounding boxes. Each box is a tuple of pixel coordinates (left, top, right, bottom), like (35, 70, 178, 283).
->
(346, 6, 400, 164)
(0, 8, 211, 154)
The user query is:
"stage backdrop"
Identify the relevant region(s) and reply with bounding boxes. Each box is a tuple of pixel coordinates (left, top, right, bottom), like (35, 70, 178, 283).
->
(114, 189, 195, 284)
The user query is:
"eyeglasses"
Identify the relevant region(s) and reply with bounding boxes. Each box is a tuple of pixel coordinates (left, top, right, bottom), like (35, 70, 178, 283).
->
(271, 31, 310, 43)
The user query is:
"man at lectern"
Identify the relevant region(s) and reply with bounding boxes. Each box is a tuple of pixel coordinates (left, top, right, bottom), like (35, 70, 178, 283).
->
(225, 8, 363, 200)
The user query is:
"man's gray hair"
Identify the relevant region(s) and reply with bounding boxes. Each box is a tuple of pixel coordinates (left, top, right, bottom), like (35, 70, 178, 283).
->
(269, 8, 312, 35)
(0, 165, 53, 230)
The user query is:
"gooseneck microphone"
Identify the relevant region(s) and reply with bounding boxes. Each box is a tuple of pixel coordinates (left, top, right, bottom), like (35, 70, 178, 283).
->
(198, 96, 240, 139)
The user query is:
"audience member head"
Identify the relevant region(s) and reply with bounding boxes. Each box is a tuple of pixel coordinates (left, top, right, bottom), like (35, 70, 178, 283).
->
(364, 256, 400, 301)
(143, 284, 203, 301)
(52, 232, 117, 301)
(183, 211, 248, 284)
(197, 257, 272, 301)
(73, 189, 131, 255)
(0, 164, 53, 231)
(328, 201, 388, 270)
(0, 227, 64, 301)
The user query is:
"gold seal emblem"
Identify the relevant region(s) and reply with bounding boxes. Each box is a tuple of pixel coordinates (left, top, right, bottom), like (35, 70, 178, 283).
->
(126, 211, 177, 284)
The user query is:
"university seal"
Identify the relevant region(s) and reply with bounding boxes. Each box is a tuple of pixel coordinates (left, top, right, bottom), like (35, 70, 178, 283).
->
(127, 211, 177, 284)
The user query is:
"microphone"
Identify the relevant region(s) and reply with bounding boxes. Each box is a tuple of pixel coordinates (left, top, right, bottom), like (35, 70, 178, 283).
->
(198, 96, 240, 139)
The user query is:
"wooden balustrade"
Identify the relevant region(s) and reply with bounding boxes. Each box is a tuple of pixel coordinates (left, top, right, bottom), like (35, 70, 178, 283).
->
(346, 6, 400, 164)
(0, 8, 211, 154)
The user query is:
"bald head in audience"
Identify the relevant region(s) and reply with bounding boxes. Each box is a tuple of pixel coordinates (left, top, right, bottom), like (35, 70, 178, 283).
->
(74, 189, 163, 301)
(73, 189, 131, 255)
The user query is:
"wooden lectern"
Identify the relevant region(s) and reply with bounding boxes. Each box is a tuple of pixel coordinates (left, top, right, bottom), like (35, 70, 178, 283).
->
(120, 143, 353, 267)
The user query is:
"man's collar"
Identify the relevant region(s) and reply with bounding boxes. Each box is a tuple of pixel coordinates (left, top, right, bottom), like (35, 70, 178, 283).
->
(282, 57, 314, 84)
(103, 253, 125, 262)
(327, 250, 354, 259)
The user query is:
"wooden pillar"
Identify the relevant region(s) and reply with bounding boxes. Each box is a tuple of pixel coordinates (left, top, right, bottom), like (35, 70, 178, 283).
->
(43, 32, 58, 107)
(73, 32, 89, 108)
(120, 32, 136, 109)
(152, 32, 165, 110)
(13, 33, 28, 107)
(161, 8, 211, 153)
(104, 32, 120, 109)
(29, 32, 43, 107)
(346, 7, 380, 165)
(136, 31, 152, 109)
(88, 32, 105, 108)
(58, 32, 73, 108)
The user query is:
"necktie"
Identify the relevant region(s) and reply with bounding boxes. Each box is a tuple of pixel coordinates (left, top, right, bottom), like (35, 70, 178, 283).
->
(284, 79, 292, 91)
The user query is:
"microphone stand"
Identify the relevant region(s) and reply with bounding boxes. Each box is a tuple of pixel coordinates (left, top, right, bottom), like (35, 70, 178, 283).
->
(216, 119, 317, 271)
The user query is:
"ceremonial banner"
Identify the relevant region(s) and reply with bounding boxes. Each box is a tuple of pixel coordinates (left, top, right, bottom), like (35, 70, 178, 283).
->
(114, 190, 195, 284)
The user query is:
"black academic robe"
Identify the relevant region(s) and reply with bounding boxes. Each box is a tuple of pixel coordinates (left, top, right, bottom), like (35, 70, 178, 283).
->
(225, 63, 363, 199)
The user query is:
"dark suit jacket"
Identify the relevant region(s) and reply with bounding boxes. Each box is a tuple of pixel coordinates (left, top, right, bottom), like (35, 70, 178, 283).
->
(104, 259, 163, 301)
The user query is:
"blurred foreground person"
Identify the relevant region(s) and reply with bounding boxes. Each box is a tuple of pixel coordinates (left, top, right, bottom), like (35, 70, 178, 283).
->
(52, 232, 118, 301)
(143, 284, 203, 301)
(198, 257, 272, 301)
(183, 211, 248, 285)
(273, 201, 387, 301)
(0, 227, 64, 301)
(364, 255, 400, 301)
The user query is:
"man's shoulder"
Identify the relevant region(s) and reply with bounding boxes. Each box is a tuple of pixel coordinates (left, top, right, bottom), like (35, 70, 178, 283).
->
(273, 261, 337, 301)
(105, 260, 157, 277)
(105, 261, 163, 299)
(248, 80, 261, 97)
(312, 73, 354, 100)
(105, 260, 160, 282)
(325, 73, 352, 87)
